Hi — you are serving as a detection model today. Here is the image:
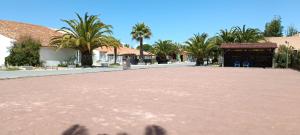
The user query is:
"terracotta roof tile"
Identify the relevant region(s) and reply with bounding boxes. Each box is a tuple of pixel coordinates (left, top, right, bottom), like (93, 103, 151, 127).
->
(0, 20, 61, 46)
(97, 46, 153, 56)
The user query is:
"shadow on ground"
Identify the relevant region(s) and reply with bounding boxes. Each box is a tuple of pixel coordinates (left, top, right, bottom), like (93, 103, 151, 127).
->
(62, 124, 167, 135)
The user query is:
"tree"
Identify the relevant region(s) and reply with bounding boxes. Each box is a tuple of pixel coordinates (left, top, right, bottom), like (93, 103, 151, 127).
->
(136, 44, 153, 52)
(218, 28, 236, 43)
(152, 40, 178, 63)
(131, 23, 152, 63)
(286, 25, 298, 37)
(50, 13, 115, 67)
(234, 25, 264, 43)
(207, 36, 222, 63)
(275, 45, 294, 68)
(5, 36, 41, 66)
(291, 50, 300, 70)
(185, 33, 216, 66)
(264, 16, 284, 37)
(219, 25, 263, 43)
(174, 42, 187, 61)
(107, 37, 121, 64)
(124, 44, 130, 48)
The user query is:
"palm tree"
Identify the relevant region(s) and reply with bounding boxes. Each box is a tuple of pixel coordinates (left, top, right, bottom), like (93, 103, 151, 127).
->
(152, 40, 178, 63)
(136, 44, 153, 52)
(106, 37, 121, 64)
(113, 47, 118, 64)
(207, 36, 223, 63)
(50, 13, 115, 67)
(218, 28, 236, 43)
(185, 33, 216, 66)
(131, 23, 152, 63)
(233, 25, 264, 43)
(218, 25, 264, 43)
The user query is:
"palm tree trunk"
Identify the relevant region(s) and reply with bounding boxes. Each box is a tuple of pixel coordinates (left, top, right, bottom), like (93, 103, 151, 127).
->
(196, 58, 203, 66)
(81, 51, 93, 67)
(139, 38, 144, 63)
(207, 57, 209, 66)
(114, 47, 117, 64)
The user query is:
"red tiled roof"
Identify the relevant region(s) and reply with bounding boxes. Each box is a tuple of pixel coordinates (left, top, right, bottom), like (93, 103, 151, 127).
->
(97, 46, 153, 56)
(0, 20, 62, 46)
(221, 43, 277, 49)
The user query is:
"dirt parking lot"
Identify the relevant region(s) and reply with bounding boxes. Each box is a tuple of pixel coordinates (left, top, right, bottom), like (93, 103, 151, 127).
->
(0, 67, 299, 135)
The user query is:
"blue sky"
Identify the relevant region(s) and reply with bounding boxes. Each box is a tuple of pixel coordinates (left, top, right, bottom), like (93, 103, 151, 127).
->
(0, 0, 299, 47)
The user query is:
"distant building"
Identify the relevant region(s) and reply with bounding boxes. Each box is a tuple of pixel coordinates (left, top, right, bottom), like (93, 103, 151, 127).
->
(93, 46, 154, 65)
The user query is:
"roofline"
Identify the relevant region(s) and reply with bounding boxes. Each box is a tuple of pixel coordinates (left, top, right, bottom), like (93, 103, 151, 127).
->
(221, 43, 277, 49)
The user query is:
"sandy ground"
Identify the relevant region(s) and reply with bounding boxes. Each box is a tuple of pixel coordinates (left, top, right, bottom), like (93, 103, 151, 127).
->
(0, 67, 299, 135)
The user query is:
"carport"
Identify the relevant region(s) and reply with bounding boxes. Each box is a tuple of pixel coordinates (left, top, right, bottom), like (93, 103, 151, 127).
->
(221, 43, 277, 67)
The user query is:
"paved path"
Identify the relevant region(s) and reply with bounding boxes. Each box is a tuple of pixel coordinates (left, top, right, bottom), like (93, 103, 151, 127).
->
(0, 67, 299, 135)
(0, 63, 195, 79)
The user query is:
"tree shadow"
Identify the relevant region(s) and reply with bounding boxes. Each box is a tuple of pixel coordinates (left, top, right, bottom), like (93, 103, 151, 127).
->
(63, 124, 167, 135)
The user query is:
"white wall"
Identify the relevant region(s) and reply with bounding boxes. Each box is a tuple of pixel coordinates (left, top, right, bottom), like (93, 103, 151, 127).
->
(92, 50, 124, 65)
(0, 34, 14, 66)
(92, 50, 100, 66)
(40, 47, 78, 66)
(0, 34, 78, 67)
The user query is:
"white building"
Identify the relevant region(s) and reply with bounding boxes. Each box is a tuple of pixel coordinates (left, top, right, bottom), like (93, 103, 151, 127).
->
(0, 20, 153, 67)
(0, 20, 79, 67)
(93, 46, 154, 66)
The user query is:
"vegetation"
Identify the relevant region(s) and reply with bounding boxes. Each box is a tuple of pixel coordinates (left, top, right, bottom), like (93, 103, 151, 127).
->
(185, 33, 217, 66)
(1, 67, 20, 71)
(136, 44, 153, 52)
(274, 45, 294, 68)
(291, 50, 300, 70)
(108, 37, 122, 64)
(50, 13, 118, 67)
(218, 25, 264, 43)
(152, 40, 179, 63)
(206, 36, 223, 63)
(5, 12, 299, 69)
(286, 25, 298, 37)
(218, 28, 236, 43)
(5, 36, 41, 66)
(124, 44, 130, 48)
(109, 63, 121, 68)
(58, 56, 77, 67)
(264, 16, 284, 37)
(234, 25, 264, 43)
(131, 23, 152, 62)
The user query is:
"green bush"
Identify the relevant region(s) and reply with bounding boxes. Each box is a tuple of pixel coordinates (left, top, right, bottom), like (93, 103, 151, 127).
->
(275, 53, 289, 68)
(291, 50, 300, 70)
(5, 67, 20, 71)
(109, 63, 121, 68)
(5, 36, 41, 66)
(274, 45, 294, 68)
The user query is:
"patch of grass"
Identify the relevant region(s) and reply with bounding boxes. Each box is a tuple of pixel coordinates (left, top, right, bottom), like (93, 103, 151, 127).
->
(109, 63, 121, 68)
(1, 67, 20, 71)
